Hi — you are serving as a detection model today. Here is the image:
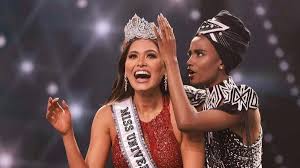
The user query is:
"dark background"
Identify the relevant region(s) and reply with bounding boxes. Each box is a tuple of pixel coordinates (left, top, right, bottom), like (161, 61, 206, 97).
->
(0, 0, 299, 167)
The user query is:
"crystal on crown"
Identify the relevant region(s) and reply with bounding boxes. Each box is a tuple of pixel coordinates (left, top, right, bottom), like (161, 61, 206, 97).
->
(124, 14, 157, 43)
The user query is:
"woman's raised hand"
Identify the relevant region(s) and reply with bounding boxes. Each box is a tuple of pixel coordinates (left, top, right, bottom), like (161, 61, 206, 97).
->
(153, 13, 177, 64)
(46, 97, 73, 136)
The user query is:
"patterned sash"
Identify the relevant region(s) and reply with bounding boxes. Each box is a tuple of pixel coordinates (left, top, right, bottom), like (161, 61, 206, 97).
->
(112, 97, 157, 168)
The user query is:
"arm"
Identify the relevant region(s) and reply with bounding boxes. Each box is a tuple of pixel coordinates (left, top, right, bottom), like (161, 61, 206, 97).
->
(168, 67, 243, 132)
(169, 100, 205, 168)
(46, 98, 87, 168)
(61, 131, 87, 168)
(85, 105, 112, 167)
(155, 15, 243, 132)
(46, 98, 111, 168)
(181, 132, 205, 168)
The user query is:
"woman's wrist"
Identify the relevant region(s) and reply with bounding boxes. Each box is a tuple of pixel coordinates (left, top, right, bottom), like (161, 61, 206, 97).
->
(164, 56, 179, 67)
(62, 128, 75, 139)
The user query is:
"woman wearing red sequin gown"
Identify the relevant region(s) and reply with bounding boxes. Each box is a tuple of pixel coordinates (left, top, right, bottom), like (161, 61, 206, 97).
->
(45, 14, 205, 168)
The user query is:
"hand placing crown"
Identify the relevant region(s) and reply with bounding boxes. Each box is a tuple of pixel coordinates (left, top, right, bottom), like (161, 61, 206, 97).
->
(124, 14, 157, 44)
(153, 13, 177, 64)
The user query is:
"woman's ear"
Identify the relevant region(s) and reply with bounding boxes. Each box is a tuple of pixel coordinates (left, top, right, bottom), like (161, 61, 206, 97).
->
(219, 63, 225, 70)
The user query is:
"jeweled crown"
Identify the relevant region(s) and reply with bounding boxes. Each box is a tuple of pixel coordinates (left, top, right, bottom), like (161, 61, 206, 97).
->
(124, 14, 157, 43)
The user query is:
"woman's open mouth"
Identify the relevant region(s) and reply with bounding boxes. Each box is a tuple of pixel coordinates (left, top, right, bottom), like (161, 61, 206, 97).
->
(134, 70, 151, 82)
(188, 69, 195, 78)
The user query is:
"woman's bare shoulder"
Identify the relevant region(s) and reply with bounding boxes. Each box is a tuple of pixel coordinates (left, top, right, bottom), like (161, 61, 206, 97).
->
(93, 104, 114, 126)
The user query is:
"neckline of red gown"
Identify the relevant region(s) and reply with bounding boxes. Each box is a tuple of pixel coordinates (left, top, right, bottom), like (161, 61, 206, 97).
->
(137, 96, 169, 124)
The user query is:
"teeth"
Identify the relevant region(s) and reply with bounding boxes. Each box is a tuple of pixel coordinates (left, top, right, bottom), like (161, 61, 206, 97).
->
(134, 70, 151, 79)
(135, 70, 150, 75)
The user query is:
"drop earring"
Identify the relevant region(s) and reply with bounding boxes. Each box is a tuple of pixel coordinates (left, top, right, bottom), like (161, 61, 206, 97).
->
(124, 75, 128, 92)
(164, 74, 168, 91)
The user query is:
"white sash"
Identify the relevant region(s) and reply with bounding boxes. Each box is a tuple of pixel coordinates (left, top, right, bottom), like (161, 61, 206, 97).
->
(112, 97, 157, 168)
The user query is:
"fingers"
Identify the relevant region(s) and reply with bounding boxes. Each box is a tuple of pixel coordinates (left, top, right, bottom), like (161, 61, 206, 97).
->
(164, 17, 175, 39)
(153, 24, 161, 41)
(46, 97, 64, 124)
(156, 13, 175, 41)
(46, 97, 52, 119)
(46, 106, 58, 124)
(61, 99, 70, 112)
(156, 15, 163, 41)
(47, 113, 57, 124)
(47, 97, 51, 111)
(157, 14, 166, 40)
(164, 16, 174, 40)
(48, 98, 59, 113)
(160, 14, 170, 39)
(51, 97, 59, 104)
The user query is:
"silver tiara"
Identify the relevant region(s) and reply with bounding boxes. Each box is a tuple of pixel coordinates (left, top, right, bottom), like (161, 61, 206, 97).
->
(124, 14, 157, 43)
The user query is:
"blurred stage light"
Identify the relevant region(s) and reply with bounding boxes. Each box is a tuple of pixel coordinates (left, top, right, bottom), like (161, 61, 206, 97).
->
(274, 154, 284, 164)
(290, 86, 299, 97)
(95, 21, 111, 37)
(69, 102, 84, 121)
(189, 9, 201, 21)
(263, 20, 272, 30)
(255, 5, 266, 16)
(275, 48, 284, 58)
(232, 71, 243, 83)
(0, 152, 13, 168)
(47, 82, 59, 96)
(264, 133, 273, 143)
(19, 59, 35, 75)
(268, 34, 278, 45)
(76, 0, 88, 9)
(279, 60, 289, 72)
(0, 34, 6, 48)
(297, 98, 300, 107)
(171, 0, 183, 4)
(254, 2, 293, 163)
(286, 73, 295, 84)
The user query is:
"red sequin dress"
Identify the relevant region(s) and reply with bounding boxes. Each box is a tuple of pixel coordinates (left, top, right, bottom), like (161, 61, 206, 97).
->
(112, 97, 183, 168)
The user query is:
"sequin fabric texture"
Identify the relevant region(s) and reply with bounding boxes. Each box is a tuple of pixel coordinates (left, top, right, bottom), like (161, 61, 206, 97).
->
(112, 97, 183, 168)
(205, 129, 262, 168)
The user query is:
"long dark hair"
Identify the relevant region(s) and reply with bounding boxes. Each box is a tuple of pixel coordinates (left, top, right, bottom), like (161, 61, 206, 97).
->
(106, 38, 168, 104)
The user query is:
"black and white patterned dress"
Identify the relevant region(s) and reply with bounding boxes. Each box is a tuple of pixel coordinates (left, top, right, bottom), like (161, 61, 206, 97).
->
(185, 77, 262, 168)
